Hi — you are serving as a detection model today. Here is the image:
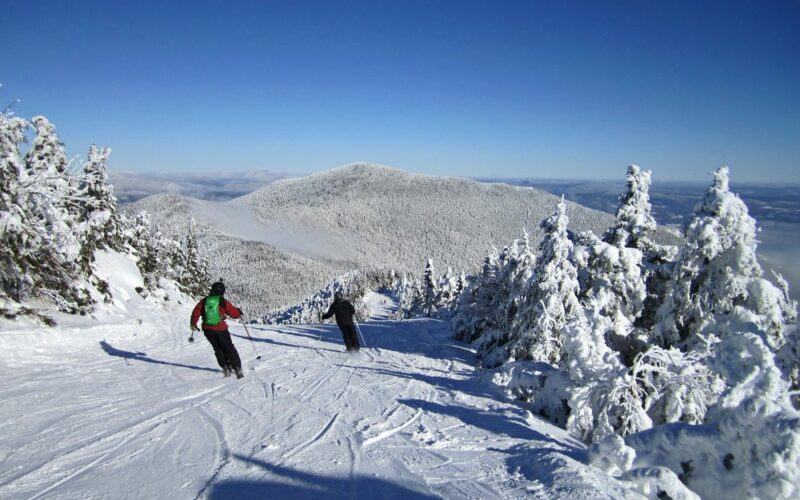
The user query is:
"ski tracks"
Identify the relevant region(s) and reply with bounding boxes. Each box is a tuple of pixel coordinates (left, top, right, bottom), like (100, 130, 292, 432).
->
(1, 317, 572, 498)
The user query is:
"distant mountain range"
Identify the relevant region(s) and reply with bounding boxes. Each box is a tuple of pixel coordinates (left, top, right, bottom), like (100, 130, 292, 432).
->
(109, 169, 290, 204)
(126, 164, 622, 316)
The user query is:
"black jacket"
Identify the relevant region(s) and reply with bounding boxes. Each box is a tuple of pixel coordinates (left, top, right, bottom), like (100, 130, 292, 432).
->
(322, 299, 356, 326)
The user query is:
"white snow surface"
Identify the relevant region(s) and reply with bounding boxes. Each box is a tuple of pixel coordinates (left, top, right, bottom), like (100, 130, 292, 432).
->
(0, 293, 650, 499)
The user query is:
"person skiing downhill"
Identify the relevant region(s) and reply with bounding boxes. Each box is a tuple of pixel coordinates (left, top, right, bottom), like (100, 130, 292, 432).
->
(190, 281, 245, 378)
(322, 291, 360, 352)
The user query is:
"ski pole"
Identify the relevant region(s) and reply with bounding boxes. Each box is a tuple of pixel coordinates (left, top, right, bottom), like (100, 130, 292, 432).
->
(355, 321, 367, 349)
(240, 318, 262, 361)
(189, 328, 195, 343)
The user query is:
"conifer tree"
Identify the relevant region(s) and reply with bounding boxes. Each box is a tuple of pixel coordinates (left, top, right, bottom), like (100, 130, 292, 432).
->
(436, 266, 457, 310)
(603, 165, 656, 249)
(503, 230, 536, 327)
(452, 252, 500, 342)
(422, 258, 438, 316)
(23, 116, 83, 274)
(1, 111, 90, 313)
(78, 145, 121, 266)
(177, 218, 211, 297)
(603, 165, 674, 332)
(494, 198, 585, 367)
(654, 166, 794, 349)
(0, 109, 37, 302)
(455, 271, 468, 297)
(130, 211, 161, 291)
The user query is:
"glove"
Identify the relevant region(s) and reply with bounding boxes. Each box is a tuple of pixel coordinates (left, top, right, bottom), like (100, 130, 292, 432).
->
(191, 324, 199, 332)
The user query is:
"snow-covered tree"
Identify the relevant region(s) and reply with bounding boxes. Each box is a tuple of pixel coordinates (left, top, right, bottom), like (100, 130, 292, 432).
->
(1, 110, 90, 314)
(78, 145, 121, 264)
(177, 218, 211, 297)
(129, 211, 162, 292)
(604, 165, 657, 249)
(601, 164, 677, 335)
(579, 230, 647, 365)
(24, 116, 68, 179)
(488, 198, 585, 367)
(452, 251, 501, 342)
(436, 266, 458, 311)
(655, 166, 795, 350)
(23, 116, 83, 275)
(421, 258, 438, 316)
(0, 109, 37, 303)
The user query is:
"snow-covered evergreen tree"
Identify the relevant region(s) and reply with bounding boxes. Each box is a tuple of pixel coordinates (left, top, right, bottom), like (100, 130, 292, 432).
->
(23, 116, 84, 277)
(78, 145, 121, 265)
(1, 110, 91, 314)
(129, 211, 161, 292)
(455, 271, 467, 297)
(452, 252, 500, 342)
(603, 165, 656, 249)
(655, 166, 795, 350)
(177, 218, 211, 298)
(602, 164, 676, 333)
(436, 266, 458, 311)
(487, 198, 584, 367)
(421, 258, 438, 317)
(579, 230, 647, 365)
(0, 109, 37, 304)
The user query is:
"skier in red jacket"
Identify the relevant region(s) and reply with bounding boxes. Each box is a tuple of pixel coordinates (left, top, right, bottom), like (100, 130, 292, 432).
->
(190, 281, 245, 379)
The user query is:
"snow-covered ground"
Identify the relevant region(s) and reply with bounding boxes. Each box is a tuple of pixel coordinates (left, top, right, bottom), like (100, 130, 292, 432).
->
(0, 295, 640, 499)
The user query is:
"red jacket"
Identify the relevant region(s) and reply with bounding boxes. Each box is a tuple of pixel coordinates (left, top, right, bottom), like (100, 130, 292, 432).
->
(191, 296, 242, 332)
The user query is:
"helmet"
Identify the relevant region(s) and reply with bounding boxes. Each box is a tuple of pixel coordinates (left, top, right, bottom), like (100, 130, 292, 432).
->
(334, 291, 343, 301)
(210, 281, 225, 296)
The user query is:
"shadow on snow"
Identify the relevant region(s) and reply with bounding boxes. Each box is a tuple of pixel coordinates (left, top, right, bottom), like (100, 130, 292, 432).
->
(99, 340, 218, 373)
(208, 454, 437, 499)
(397, 398, 584, 459)
(247, 319, 476, 365)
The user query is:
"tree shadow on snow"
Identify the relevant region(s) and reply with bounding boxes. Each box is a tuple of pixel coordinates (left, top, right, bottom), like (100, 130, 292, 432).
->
(397, 398, 584, 460)
(349, 365, 494, 400)
(99, 340, 218, 373)
(207, 453, 438, 499)
(490, 443, 594, 489)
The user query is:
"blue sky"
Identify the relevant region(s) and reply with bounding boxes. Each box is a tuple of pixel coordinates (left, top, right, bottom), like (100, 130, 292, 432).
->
(3, 0, 799, 182)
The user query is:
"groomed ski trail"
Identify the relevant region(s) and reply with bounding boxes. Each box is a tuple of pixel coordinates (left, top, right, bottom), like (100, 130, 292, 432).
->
(0, 306, 637, 499)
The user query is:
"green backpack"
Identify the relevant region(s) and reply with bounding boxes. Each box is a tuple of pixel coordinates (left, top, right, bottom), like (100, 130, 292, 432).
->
(204, 295, 223, 326)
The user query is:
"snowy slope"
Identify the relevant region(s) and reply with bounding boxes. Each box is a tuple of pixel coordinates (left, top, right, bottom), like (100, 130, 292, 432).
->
(0, 296, 642, 499)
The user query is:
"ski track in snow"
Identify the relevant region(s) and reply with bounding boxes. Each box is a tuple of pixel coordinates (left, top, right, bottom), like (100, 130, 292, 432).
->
(0, 294, 636, 499)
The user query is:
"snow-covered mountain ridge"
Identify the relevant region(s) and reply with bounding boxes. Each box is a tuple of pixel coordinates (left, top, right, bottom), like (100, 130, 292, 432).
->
(130, 163, 655, 316)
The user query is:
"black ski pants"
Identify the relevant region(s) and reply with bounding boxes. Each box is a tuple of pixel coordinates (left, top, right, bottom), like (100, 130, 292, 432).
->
(203, 329, 242, 370)
(339, 324, 360, 351)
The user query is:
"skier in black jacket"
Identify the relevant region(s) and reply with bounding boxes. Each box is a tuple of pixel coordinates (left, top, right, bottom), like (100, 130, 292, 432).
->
(322, 291, 360, 352)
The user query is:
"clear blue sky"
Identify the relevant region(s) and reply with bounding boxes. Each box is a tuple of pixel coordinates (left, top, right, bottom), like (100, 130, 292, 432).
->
(3, 0, 799, 182)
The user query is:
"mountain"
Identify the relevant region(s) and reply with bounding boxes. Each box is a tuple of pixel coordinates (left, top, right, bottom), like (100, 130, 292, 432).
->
(110, 169, 289, 204)
(129, 163, 627, 315)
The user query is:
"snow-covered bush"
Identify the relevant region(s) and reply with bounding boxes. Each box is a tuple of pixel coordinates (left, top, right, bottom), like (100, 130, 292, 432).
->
(625, 396, 800, 499)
